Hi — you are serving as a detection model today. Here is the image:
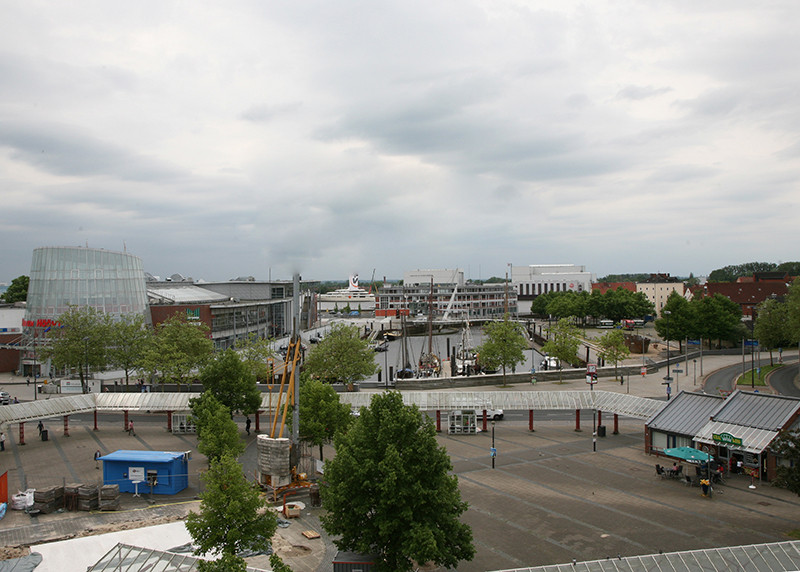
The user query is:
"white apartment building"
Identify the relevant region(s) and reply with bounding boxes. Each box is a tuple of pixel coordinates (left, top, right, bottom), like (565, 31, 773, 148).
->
(511, 264, 596, 313)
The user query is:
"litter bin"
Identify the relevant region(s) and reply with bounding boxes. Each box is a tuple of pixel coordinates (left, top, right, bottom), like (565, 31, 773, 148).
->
(597, 425, 606, 437)
(41, 429, 48, 441)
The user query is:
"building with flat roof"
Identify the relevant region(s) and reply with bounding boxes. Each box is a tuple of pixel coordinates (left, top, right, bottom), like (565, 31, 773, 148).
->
(511, 264, 595, 313)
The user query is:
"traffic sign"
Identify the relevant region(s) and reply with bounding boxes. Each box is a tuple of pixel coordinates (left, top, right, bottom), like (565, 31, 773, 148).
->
(744, 339, 759, 347)
(672, 369, 683, 374)
(640, 366, 647, 376)
(687, 339, 701, 345)
(490, 447, 497, 458)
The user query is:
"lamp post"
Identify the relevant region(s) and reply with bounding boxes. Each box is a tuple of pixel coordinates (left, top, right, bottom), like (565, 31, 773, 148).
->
(663, 310, 672, 400)
(491, 420, 496, 469)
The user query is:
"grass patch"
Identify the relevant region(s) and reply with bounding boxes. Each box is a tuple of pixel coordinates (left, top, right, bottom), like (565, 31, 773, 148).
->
(786, 529, 800, 540)
(735, 363, 783, 387)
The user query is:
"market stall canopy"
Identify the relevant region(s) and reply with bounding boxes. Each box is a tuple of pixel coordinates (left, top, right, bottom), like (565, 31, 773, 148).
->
(662, 446, 712, 463)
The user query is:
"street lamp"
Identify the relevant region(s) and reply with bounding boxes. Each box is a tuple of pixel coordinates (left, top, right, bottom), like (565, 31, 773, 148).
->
(663, 310, 672, 400)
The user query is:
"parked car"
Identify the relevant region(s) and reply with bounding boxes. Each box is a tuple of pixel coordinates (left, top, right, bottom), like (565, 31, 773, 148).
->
(483, 408, 504, 421)
(0, 391, 11, 405)
(540, 356, 561, 371)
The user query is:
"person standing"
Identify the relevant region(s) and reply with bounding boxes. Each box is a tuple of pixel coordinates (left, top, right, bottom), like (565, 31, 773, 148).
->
(0, 431, 6, 451)
(128, 420, 135, 436)
(245, 417, 251, 436)
(38, 420, 44, 436)
(94, 449, 101, 469)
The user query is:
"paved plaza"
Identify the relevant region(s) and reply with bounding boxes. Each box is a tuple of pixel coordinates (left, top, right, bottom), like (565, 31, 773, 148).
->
(0, 352, 799, 570)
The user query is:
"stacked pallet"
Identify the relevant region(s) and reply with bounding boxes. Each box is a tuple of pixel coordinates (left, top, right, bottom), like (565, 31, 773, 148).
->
(32, 485, 64, 514)
(99, 484, 120, 511)
(77, 484, 99, 511)
(64, 483, 81, 511)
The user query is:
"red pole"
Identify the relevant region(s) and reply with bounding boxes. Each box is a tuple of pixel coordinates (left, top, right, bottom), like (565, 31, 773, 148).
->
(575, 409, 581, 431)
(597, 410, 602, 426)
(482, 409, 488, 433)
(529, 410, 535, 432)
(255, 411, 261, 432)
(19, 422, 25, 446)
(166, 411, 173, 433)
(436, 410, 441, 432)
(613, 413, 619, 435)
(93, 410, 98, 431)
(63, 415, 70, 437)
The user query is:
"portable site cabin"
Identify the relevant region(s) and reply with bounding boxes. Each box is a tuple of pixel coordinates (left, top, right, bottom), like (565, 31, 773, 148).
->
(98, 450, 190, 495)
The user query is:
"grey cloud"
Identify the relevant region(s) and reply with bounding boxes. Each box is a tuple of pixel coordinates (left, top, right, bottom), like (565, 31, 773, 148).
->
(240, 102, 303, 123)
(616, 85, 672, 101)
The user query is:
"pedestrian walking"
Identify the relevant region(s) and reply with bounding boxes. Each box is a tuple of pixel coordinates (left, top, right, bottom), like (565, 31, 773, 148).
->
(26, 377, 30, 386)
(245, 417, 251, 435)
(94, 449, 101, 469)
(38, 420, 44, 435)
(0, 431, 6, 451)
(128, 420, 135, 436)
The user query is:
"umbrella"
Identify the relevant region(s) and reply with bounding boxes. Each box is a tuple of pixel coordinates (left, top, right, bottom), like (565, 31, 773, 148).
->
(662, 446, 713, 463)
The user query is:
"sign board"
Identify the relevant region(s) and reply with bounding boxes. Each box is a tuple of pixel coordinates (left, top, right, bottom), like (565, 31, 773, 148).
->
(744, 339, 759, 347)
(640, 366, 647, 376)
(586, 363, 597, 374)
(490, 448, 497, 458)
(712, 432, 743, 447)
(129, 467, 145, 482)
(672, 369, 683, 374)
(585, 375, 597, 384)
(687, 339, 701, 345)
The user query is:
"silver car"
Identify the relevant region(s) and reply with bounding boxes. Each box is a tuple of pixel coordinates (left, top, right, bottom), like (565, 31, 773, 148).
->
(0, 391, 11, 405)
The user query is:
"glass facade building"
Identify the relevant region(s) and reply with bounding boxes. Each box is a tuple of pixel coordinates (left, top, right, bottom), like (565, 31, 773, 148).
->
(25, 246, 149, 324)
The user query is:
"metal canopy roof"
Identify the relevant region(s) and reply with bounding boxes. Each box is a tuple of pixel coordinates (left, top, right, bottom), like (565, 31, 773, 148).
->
(694, 420, 779, 454)
(88, 543, 265, 572)
(338, 391, 665, 420)
(490, 540, 800, 572)
(0, 390, 664, 428)
(0, 394, 95, 425)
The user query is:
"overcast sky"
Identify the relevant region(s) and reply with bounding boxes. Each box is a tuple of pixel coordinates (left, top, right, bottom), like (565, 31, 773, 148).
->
(2, 1, 799, 284)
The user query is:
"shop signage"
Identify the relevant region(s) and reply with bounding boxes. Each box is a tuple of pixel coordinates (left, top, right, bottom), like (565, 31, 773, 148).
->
(712, 432, 743, 447)
(22, 318, 62, 329)
(186, 308, 201, 320)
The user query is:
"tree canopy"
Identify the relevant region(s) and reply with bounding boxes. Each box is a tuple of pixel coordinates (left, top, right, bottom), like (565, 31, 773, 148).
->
(186, 452, 277, 564)
(707, 261, 786, 282)
(141, 313, 214, 390)
(753, 298, 793, 365)
(42, 305, 111, 392)
(597, 329, 630, 381)
(0, 275, 29, 303)
(303, 322, 377, 385)
(770, 429, 800, 497)
(299, 376, 353, 460)
(199, 349, 262, 416)
(190, 393, 244, 463)
(235, 333, 277, 382)
(476, 316, 528, 384)
(541, 318, 582, 381)
(321, 392, 475, 571)
(107, 313, 151, 387)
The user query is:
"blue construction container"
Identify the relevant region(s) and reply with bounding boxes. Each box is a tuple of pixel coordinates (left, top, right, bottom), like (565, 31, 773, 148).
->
(98, 450, 189, 495)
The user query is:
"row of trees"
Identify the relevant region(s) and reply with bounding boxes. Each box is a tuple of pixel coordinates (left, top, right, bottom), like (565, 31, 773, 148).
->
(530, 288, 655, 324)
(653, 291, 746, 351)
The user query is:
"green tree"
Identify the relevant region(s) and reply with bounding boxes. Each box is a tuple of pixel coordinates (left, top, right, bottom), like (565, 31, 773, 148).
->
(199, 349, 261, 416)
(541, 318, 581, 382)
(198, 553, 248, 572)
(141, 313, 214, 391)
(321, 392, 474, 572)
(599, 288, 654, 322)
(770, 429, 800, 497)
(707, 262, 776, 282)
(108, 313, 151, 387)
(190, 393, 244, 463)
(776, 261, 800, 276)
(299, 377, 352, 461)
(654, 292, 698, 351)
(597, 329, 630, 381)
(0, 275, 29, 303)
(753, 298, 793, 365)
(186, 452, 277, 563)
(236, 333, 277, 382)
(476, 315, 528, 385)
(303, 323, 377, 386)
(268, 554, 294, 572)
(693, 293, 744, 348)
(787, 278, 800, 342)
(42, 305, 111, 393)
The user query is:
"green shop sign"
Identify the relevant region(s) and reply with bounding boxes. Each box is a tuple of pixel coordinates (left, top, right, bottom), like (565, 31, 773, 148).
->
(712, 432, 743, 447)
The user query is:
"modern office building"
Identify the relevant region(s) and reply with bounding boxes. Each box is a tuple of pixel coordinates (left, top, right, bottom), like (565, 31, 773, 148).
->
(511, 264, 595, 313)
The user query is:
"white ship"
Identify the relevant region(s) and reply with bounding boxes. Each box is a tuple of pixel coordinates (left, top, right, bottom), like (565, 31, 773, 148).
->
(317, 275, 376, 312)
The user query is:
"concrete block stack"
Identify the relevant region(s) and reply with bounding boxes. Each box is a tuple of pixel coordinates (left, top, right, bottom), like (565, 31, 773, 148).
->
(32, 485, 64, 514)
(77, 484, 99, 511)
(99, 484, 120, 511)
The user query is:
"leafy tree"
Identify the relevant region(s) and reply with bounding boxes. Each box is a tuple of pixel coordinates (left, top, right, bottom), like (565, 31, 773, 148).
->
(236, 333, 277, 382)
(693, 293, 744, 347)
(303, 323, 377, 386)
(198, 553, 248, 572)
(753, 298, 793, 365)
(597, 273, 650, 283)
(268, 554, 294, 572)
(476, 315, 528, 385)
(776, 261, 800, 276)
(190, 393, 244, 463)
(529, 291, 559, 316)
(199, 349, 262, 416)
(42, 305, 111, 393)
(599, 288, 654, 322)
(299, 377, 352, 460)
(707, 262, 776, 282)
(541, 318, 582, 382)
(546, 291, 589, 323)
(770, 429, 800, 497)
(141, 313, 214, 391)
(654, 292, 698, 351)
(0, 275, 29, 303)
(597, 329, 630, 381)
(186, 452, 277, 563)
(321, 392, 474, 572)
(108, 313, 151, 387)
(787, 278, 800, 342)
